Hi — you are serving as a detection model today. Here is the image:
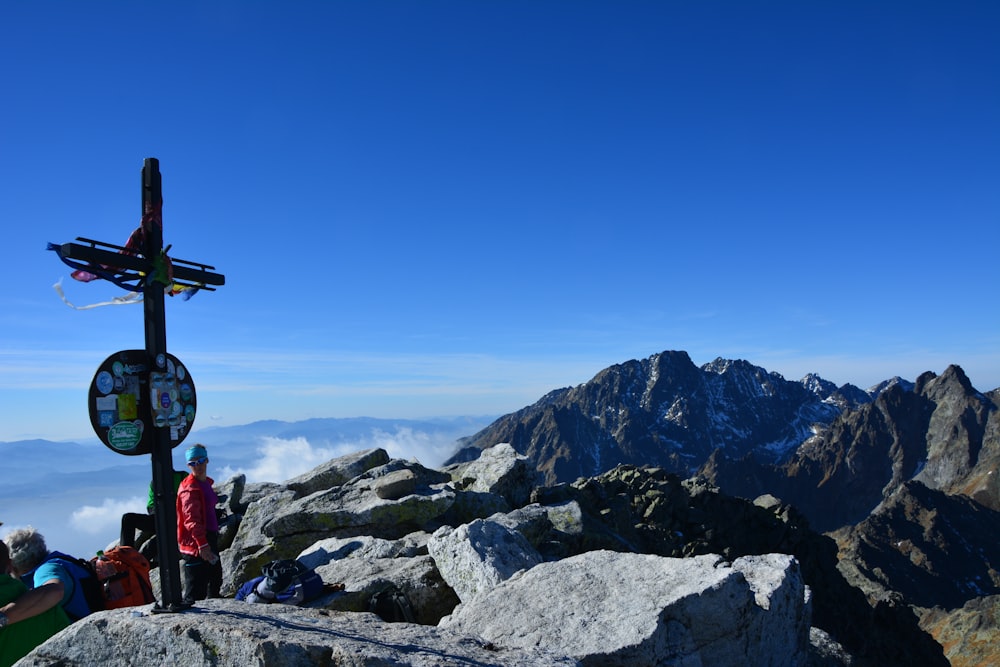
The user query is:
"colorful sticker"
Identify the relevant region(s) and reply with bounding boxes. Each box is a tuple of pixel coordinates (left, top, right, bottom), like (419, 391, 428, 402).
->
(95, 371, 114, 394)
(108, 421, 142, 451)
(95, 395, 118, 411)
(118, 393, 137, 420)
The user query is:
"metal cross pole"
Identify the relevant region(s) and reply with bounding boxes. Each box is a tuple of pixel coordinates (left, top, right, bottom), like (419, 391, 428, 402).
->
(55, 158, 225, 611)
(141, 158, 185, 612)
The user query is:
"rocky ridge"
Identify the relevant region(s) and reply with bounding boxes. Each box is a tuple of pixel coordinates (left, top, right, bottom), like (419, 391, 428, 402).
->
(17, 444, 939, 666)
(448, 351, 869, 484)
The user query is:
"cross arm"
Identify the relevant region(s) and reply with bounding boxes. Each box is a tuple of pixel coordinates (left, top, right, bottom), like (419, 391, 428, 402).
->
(58, 241, 226, 286)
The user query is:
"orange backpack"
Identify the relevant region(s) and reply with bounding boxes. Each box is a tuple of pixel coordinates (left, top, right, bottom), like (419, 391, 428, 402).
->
(91, 546, 155, 609)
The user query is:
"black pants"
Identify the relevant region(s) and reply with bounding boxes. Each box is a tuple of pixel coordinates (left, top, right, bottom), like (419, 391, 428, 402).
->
(120, 512, 155, 548)
(181, 531, 222, 603)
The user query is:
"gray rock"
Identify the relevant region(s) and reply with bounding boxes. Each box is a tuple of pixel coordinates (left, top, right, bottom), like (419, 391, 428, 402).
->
(440, 550, 810, 667)
(264, 462, 455, 539)
(297, 534, 427, 569)
(284, 447, 390, 497)
(733, 554, 811, 662)
(446, 443, 539, 508)
(427, 519, 543, 603)
(807, 627, 854, 666)
(223, 461, 456, 595)
(17, 599, 579, 666)
(215, 473, 247, 515)
(309, 554, 459, 625)
(374, 468, 418, 499)
(437, 489, 511, 526)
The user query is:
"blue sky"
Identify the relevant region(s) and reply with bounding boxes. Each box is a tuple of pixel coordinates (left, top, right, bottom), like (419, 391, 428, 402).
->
(2, 1, 999, 443)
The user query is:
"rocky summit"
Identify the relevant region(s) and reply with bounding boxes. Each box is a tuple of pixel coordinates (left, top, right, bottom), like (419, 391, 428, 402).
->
(17, 350, 999, 666)
(18, 444, 924, 667)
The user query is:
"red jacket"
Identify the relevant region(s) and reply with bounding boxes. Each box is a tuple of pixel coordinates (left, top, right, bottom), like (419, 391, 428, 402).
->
(176, 474, 215, 557)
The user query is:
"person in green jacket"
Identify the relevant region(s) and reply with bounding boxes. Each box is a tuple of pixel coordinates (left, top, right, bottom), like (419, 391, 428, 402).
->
(119, 469, 187, 551)
(0, 540, 69, 667)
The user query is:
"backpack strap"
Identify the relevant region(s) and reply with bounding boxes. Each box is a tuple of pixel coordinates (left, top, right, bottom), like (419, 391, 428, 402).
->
(45, 553, 103, 618)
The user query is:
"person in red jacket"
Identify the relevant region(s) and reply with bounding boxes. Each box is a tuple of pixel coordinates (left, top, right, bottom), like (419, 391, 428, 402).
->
(176, 444, 222, 603)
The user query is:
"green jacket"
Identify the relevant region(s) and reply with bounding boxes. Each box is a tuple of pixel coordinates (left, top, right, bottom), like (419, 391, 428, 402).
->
(0, 574, 70, 667)
(146, 470, 190, 512)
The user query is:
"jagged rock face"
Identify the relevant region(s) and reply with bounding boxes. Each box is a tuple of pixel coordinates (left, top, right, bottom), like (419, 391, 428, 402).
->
(833, 481, 1000, 610)
(447, 351, 844, 485)
(916, 369, 1000, 506)
(921, 595, 1000, 667)
(707, 365, 999, 533)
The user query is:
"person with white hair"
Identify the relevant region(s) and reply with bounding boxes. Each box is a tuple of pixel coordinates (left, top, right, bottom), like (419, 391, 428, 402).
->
(2, 527, 95, 622)
(0, 539, 69, 667)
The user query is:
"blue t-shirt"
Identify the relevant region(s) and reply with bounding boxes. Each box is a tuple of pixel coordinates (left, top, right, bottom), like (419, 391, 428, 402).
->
(27, 555, 92, 621)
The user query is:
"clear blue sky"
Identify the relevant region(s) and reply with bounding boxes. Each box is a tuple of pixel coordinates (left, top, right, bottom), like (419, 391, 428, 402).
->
(2, 1, 998, 442)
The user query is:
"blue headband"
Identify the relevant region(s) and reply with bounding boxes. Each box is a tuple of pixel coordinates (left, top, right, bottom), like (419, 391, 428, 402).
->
(185, 444, 208, 462)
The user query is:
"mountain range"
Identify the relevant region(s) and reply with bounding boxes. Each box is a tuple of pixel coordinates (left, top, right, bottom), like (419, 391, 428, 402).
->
(446, 349, 1000, 666)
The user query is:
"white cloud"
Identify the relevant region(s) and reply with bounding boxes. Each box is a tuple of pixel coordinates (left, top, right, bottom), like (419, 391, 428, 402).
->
(70, 496, 146, 536)
(367, 427, 456, 468)
(217, 436, 345, 484)
(216, 427, 464, 484)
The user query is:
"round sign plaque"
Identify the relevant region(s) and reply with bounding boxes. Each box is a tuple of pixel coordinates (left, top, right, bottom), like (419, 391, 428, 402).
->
(88, 350, 197, 456)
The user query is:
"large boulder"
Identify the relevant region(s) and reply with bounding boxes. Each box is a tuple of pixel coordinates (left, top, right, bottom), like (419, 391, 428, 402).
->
(284, 448, 391, 497)
(440, 550, 810, 667)
(427, 519, 543, 603)
(17, 599, 579, 666)
(264, 460, 454, 539)
(297, 533, 459, 625)
(445, 443, 539, 508)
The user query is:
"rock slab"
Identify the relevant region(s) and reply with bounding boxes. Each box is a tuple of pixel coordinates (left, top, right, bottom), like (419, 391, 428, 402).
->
(16, 599, 578, 667)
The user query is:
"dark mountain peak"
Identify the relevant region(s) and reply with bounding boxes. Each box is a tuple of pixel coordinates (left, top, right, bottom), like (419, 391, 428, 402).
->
(801, 372, 837, 397)
(701, 356, 783, 384)
(868, 376, 916, 397)
(917, 364, 975, 399)
(800, 374, 873, 411)
(830, 383, 874, 410)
